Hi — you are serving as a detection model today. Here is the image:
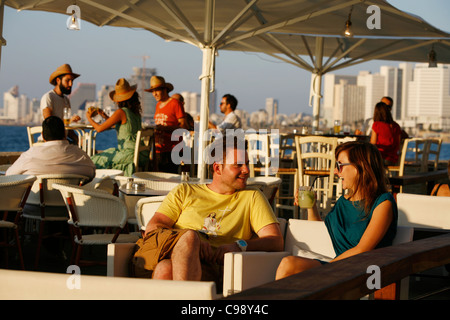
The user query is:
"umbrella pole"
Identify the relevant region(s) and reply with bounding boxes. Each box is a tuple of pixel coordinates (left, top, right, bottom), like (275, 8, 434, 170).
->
(0, 1, 6, 72)
(197, 46, 215, 181)
(312, 37, 324, 132)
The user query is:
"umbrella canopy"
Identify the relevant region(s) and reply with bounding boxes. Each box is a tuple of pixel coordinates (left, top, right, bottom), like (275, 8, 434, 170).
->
(3, 0, 450, 178)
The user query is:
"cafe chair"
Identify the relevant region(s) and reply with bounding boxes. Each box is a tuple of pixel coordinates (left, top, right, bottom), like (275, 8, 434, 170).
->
(53, 183, 140, 267)
(26, 126, 44, 147)
(223, 219, 413, 299)
(22, 174, 90, 269)
(133, 128, 156, 173)
(113, 176, 176, 228)
(387, 138, 429, 193)
(247, 177, 282, 210)
(132, 171, 181, 181)
(135, 196, 166, 235)
(0, 175, 36, 270)
(424, 138, 442, 171)
(294, 136, 338, 218)
(274, 133, 299, 218)
(246, 133, 273, 177)
(82, 169, 124, 195)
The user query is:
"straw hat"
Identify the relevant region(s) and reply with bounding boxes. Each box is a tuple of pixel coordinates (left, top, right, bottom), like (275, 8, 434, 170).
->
(144, 76, 174, 93)
(109, 78, 137, 102)
(49, 64, 80, 85)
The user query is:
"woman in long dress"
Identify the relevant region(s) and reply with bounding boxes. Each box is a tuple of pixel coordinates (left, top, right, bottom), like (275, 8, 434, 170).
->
(86, 78, 148, 176)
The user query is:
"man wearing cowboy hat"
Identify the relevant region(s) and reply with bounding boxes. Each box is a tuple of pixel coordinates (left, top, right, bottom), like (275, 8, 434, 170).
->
(146, 76, 188, 173)
(40, 64, 81, 143)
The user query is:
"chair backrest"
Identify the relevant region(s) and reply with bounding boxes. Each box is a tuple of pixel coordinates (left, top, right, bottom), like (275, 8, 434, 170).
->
(132, 171, 181, 181)
(294, 136, 338, 214)
(53, 183, 128, 228)
(278, 133, 296, 161)
(284, 219, 335, 259)
(135, 196, 166, 232)
(424, 138, 442, 171)
(392, 225, 414, 245)
(0, 175, 37, 212)
(398, 138, 428, 175)
(82, 176, 116, 194)
(95, 169, 124, 178)
(397, 193, 450, 231)
(27, 126, 44, 147)
(26, 174, 90, 207)
(246, 133, 271, 177)
(246, 177, 281, 207)
(134, 128, 155, 173)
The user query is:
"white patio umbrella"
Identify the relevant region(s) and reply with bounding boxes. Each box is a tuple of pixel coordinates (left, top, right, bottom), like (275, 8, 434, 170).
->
(2, 0, 450, 178)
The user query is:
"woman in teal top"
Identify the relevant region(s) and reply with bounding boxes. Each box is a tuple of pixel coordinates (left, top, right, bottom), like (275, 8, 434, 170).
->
(86, 78, 148, 176)
(276, 141, 397, 280)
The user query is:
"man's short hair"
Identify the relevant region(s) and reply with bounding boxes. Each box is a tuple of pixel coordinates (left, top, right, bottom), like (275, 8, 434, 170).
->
(207, 132, 247, 174)
(42, 116, 66, 141)
(223, 94, 238, 111)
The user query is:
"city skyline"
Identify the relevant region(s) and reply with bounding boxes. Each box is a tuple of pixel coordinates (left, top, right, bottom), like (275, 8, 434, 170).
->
(0, 1, 449, 117)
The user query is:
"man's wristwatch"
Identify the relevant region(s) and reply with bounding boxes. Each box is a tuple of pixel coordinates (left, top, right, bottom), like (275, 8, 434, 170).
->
(235, 239, 247, 252)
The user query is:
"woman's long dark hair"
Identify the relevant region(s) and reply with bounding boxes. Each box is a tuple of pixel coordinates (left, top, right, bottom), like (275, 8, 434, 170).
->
(117, 92, 142, 115)
(373, 102, 393, 124)
(336, 141, 389, 216)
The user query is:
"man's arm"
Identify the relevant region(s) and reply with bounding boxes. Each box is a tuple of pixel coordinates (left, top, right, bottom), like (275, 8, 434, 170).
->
(42, 107, 52, 119)
(144, 212, 175, 236)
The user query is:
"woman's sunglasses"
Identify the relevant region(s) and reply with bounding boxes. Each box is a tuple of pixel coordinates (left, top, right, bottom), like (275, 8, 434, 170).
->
(335, 161, 352, 173)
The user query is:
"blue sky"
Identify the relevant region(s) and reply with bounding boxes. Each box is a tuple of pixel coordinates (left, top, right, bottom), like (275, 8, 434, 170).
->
(0, 0, 449, 116)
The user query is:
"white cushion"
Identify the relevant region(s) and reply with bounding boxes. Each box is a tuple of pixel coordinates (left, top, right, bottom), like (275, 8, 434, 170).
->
(292, 244, 333, 262)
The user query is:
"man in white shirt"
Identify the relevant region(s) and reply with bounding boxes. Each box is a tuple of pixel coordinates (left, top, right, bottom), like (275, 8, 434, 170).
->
(209, 94, 242, 133)
(6, 116, 95, 179)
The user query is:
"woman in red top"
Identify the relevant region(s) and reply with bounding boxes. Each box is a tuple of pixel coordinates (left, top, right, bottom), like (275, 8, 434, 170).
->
(370, 102, 402, 165)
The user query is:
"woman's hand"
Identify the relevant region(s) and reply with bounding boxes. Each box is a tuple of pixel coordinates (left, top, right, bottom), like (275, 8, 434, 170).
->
(71, 115, 81, 123)
(98, 108, 108, 119)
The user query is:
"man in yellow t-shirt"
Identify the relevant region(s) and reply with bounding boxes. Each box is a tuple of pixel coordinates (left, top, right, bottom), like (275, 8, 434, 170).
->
(132, 135, 283, 284)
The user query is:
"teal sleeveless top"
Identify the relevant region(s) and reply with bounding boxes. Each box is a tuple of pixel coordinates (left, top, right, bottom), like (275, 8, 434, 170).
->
(324, 192, 398, 257)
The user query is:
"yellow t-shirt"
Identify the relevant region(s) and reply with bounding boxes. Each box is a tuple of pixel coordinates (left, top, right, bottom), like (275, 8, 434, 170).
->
(157, 183, 278, 248)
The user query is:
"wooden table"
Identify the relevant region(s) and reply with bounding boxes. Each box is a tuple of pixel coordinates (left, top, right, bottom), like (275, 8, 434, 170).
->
(388, 169, 448, 196)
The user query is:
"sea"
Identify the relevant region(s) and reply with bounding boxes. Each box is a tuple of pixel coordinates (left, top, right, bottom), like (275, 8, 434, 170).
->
(0, 125, 449, 162)
(0, 125, 117, 152)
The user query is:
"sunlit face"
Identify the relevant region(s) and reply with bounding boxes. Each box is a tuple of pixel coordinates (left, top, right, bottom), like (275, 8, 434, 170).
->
(57, 74, 76, 95)
(335, 150, 357, 191)
(152, 88, 168, 102)
(219, 97, 228, 114)
(216, 147, 249, 193)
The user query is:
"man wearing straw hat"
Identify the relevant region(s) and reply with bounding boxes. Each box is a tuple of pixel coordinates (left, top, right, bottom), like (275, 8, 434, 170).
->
(40, 63, 81, 143)
(145, 76, 188, 173)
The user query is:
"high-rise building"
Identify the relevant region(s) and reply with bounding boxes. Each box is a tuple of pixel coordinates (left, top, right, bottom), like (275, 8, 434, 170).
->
(265, 98, 278, 124)
(380, 66, 403, 120)
(3, 86, 32, 124)
(333, 79, 365, 126)
(407, 63, 450, 130)
(129, 67, 157, 120)
(179, 91, 216, 117)
(69, 83, 96, 114)
(357, 71, 385, 120)
(323, 74, 357, 127)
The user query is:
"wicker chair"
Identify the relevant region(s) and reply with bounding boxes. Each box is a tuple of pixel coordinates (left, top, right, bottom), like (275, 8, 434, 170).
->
(134, 196, 167, 234)
(53, 183, 140, 267)
(0, 175, 37, 270)
(22, 174, 90, 269)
